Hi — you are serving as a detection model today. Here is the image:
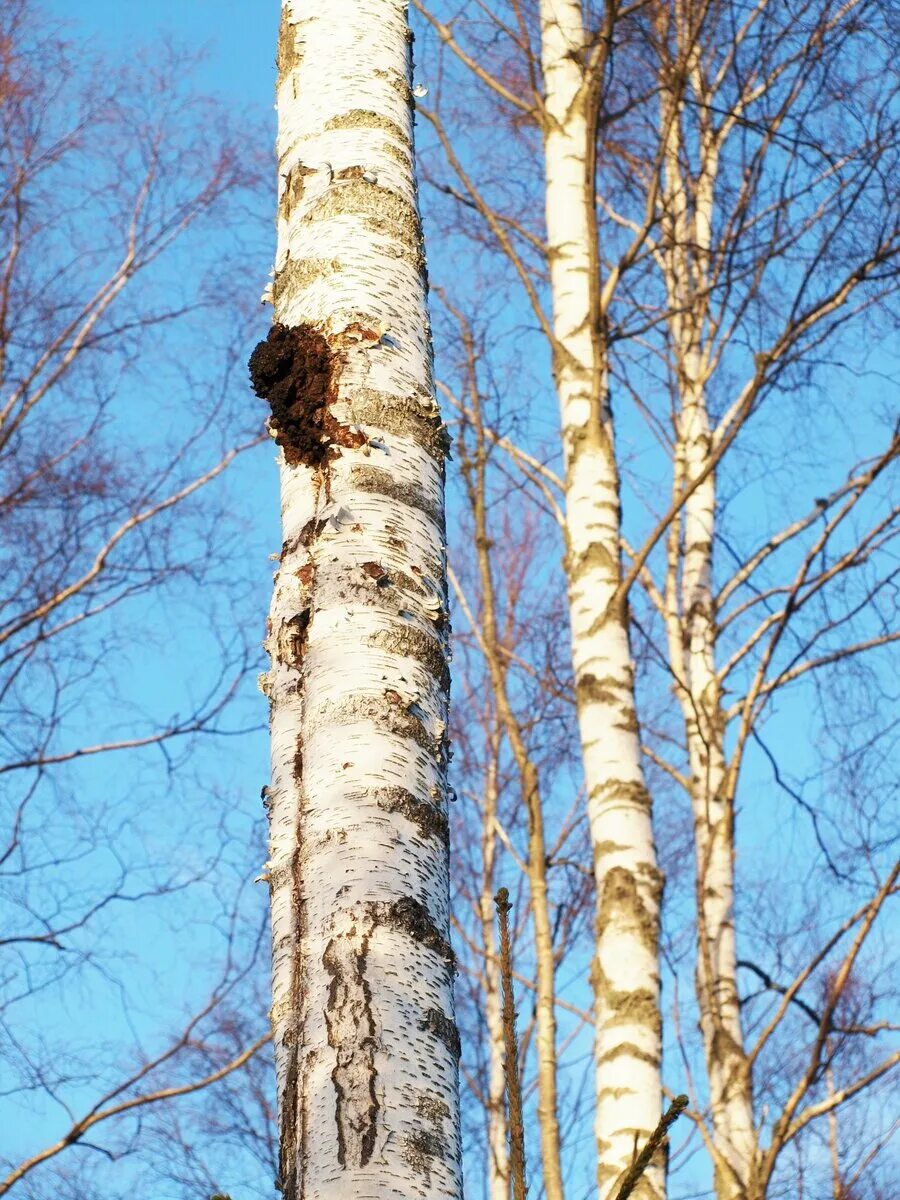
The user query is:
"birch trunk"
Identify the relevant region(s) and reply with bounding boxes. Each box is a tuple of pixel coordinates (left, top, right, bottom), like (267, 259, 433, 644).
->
(674, 386, 757, 1200)
(658, 58, 757, 1195)
(258, 5, 462, 1197)
(539, 4, 665, 1196)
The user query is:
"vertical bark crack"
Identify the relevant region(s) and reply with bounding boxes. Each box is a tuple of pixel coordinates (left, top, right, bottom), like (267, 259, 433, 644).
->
(277, 806, 308, 1200)
(323, 921, 379, 1168)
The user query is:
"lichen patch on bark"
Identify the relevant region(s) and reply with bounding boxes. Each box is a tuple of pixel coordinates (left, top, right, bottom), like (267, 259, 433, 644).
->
(276, 7, 302, 77)
(597, 865, 662, 953)
(404, 1127, 447, 1182)
(419, 1006, 462, 1060)
(374, 785, 449, 846)
(417, 1091, 451, 1124)
(589, 777, 652, 810)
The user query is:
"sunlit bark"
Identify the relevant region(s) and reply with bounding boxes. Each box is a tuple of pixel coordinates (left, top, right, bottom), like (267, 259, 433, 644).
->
(261, 4, 462, 1196)
(540, 4, 664, 1196)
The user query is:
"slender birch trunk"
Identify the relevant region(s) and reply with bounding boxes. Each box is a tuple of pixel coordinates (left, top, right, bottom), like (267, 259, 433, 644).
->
(461, 384, 565, 1200)
(658, 39, 756, 1194)
(539, 4, 665, 1196)
(480, 734, 511, 1200)
(672, 384, 756, 1200)
(256, 5, 462, 1197)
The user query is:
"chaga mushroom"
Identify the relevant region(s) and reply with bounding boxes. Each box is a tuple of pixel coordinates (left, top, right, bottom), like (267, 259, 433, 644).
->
(248, 322, 335, 467)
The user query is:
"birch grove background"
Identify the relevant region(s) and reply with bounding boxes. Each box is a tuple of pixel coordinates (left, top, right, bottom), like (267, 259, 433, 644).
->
(1, 2, 897, 1199)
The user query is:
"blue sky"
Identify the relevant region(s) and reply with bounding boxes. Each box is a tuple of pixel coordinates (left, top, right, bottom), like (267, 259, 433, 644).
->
(67, 0, 279, 103)
(2, 4, 281, 1194)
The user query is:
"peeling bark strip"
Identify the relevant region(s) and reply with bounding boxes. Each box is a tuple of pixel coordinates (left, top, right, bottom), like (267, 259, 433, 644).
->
(263, 4, 462, 1198)
(323, 923, 379, 1168)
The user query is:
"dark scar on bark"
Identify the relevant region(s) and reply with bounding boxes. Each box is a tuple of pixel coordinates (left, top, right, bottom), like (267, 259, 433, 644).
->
(277, 1048, 300, 1198)
(374, 787, 449, 846)
(419, 1006, 462, 1060)
(379, 896, 455, 969)
(249, 322, 364, 467)
(323, 931, 379, 1168)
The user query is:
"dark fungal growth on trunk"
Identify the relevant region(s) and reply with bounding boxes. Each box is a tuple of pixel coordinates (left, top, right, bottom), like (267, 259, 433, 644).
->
(249, 322, 337, 468)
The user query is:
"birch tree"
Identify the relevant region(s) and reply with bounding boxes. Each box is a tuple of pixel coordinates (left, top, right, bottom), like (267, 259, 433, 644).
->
(623, 2, 900, 1196)
(539, 8, 665, 1196)
(254, 4, 462, 1196)
(407, 2, 898, 1196)
(414, 4, 669, 1191)
(441, 297, 593, 1200)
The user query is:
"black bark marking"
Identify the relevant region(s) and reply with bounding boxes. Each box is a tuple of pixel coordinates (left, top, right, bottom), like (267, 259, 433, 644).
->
(419, 1006, 462, 1060)
(323, 927, 379, 1169)
(277, 1046, 300, 1198)
(284, 608, 311, 668)
(277, 779, 309, 1200)
(378, 895, 455, 970)
(374, 786, 449, 846)
(577, 672, 623, 706)
(297, 516, 328, 546)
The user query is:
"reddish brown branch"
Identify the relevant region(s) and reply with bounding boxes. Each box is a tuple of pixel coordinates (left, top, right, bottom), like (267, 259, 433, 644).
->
(496, 887, 527, 1200)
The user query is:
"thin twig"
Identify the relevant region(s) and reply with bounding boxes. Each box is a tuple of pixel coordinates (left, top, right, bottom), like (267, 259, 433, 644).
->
(496, 887, 527, 1200)
(613, 1094, 690, 1200)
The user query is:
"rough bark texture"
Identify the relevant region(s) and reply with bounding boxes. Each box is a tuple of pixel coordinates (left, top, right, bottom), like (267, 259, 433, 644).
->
(539, 3, 665, 1197)
(260, 5, 463, 1197)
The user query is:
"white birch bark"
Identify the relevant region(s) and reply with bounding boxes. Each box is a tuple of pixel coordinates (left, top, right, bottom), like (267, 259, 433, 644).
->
(658, 71, 756, 1198)
(539, 4, 665, 1197)
(676, 381, 756, 1200)
(259, 5, 463, 1197)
